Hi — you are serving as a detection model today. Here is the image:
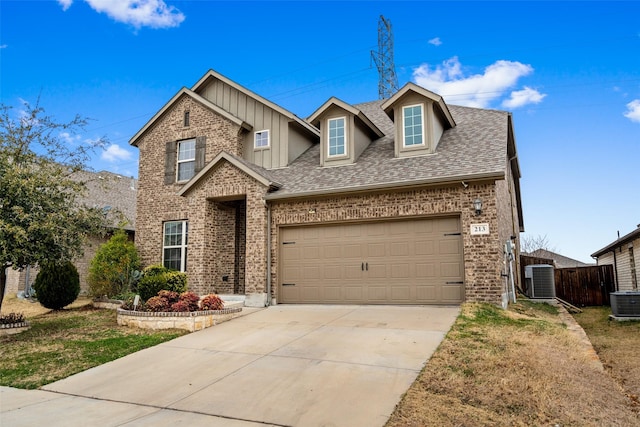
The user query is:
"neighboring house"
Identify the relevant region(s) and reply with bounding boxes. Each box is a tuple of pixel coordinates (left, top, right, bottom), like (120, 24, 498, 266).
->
(525, 249, 593, 268)
(591, 225, 640, 291)
(4, 170, 137, 296)
(130, 69, 524, 307)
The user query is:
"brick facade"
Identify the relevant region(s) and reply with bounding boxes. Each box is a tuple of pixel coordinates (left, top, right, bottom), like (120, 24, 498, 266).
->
(132, 75, 523, 308)
(270, 182, 509, 304)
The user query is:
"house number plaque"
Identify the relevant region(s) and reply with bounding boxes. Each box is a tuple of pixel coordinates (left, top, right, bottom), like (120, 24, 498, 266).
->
(470, 223, 490, 235)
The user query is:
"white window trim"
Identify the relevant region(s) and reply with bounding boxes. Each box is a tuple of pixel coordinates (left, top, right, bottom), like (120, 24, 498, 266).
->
(162, 220, 188, 272)
(254, 129, 270, 150)
(327, 116, 348, 158)
(176, 139, 196, 182)
(402, 104, 426, 148)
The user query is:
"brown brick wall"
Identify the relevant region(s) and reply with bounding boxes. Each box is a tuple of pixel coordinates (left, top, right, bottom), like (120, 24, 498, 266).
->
(269, 182, 505, 304)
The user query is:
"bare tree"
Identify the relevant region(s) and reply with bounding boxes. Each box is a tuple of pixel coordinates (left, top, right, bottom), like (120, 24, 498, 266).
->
(520, 234, 557, 254)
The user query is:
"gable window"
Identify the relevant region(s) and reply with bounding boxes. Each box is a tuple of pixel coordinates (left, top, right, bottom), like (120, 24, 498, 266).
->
(328, 117, 346, 157)
(163, 220, 188, 272)
(183, 111, 190, 127)
(254, 130, 270, 149)
(177, 139, 196, 181)
(402, 104, 424, 147)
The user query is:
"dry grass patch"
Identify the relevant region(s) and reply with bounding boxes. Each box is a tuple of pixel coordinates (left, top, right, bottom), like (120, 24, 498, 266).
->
(574, 307, 640, 406)
(386, 301, 639, 427)
(1, 296, 186, 389)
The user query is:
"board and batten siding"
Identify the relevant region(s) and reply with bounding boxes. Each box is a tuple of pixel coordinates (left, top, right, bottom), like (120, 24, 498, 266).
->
(198, 78, 302, 169)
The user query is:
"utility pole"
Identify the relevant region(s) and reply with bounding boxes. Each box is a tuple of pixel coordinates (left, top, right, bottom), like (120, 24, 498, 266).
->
(371, 15, 399, 100)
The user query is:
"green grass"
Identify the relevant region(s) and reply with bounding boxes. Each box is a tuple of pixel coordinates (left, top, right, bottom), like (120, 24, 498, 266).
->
(0, 305, 186, 389)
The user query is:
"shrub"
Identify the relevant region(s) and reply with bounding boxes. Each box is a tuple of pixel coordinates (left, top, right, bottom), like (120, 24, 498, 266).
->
(33, 261, 80, 310)
(0, 312, 26, 325)
(170, 300, 190, 312)
(158, 290, 180, 305)
(145, 296, 169, 312)
(179, 292, 200, 311)
(137, 265, 187, 301)
(88, 229, 141, 299)
(200, 294, 224, 311)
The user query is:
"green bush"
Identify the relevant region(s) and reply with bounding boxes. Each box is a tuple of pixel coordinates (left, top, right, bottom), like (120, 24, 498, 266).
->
(137, 264, 187, 301)
(33, 261, 80, 310)
(88, 229, 140, 299)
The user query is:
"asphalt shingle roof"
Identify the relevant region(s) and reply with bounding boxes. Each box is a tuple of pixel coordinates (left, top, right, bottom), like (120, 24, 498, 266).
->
(72, 170, 138, 230)
(266, 100, 510, 199)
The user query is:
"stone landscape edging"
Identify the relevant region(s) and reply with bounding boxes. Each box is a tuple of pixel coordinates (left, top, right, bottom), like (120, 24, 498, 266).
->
(116, 307, 243, 332)
(0, 322, 31, 336)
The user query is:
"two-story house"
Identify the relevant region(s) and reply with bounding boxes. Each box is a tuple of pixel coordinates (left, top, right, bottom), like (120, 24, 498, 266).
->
(130, 69, 524, 307)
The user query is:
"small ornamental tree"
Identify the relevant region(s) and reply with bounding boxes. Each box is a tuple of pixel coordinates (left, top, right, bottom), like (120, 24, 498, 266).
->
(88, 229, 140, 299)
(33, 261, 80, 310)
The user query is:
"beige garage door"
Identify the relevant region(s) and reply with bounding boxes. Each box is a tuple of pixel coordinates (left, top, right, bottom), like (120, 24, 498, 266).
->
(279, 217, 464, 305)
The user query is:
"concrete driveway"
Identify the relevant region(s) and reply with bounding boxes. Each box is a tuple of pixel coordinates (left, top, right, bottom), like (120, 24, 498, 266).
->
(2, 304, 459, 427)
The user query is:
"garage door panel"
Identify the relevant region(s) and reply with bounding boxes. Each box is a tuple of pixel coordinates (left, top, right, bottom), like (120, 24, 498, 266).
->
(344, 287, 363, 301)
(367, 242, 386, 257)
(280, 217, 464, 304)
(416, 263, 436, 278)
(439, 239, 461, 255)
(415, 241, 435, 255)
(367, 287, 388, 301)
(391, 286, 411, 301)
(367, 264, 387, 279)
(416, 285, 437, 302)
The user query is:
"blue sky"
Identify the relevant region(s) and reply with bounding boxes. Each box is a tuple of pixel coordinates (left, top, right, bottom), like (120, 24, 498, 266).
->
(1, 1, 639, 263)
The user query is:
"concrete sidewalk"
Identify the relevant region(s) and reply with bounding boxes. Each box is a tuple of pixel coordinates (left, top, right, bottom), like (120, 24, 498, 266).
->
(1, 305, 460, 427)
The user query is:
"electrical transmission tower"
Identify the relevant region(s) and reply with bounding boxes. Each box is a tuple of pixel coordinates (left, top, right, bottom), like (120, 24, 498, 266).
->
(371, 15, 399, 100)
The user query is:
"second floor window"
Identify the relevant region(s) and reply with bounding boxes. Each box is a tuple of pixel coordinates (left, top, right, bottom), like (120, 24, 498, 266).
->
(328, 117, 346, 157)
(255, 130, 270, 148)
(177, 139, 196, 181)
(403, 104, 424, 147)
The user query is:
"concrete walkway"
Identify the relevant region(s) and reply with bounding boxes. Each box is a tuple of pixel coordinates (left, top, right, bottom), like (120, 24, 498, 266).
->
(1, 305, 459, 427)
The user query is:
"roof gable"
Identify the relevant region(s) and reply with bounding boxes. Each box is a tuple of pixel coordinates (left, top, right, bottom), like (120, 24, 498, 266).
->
(307, 97, 384, 139)
(129, 88, 251, 147)
(192, 69, 319, 138)
(381, 82, 456, 128)
(177, 151, 281, 197)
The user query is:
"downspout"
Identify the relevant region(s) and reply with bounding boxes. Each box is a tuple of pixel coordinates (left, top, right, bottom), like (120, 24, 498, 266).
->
(613, 249, 619, 291)
(266, 200, 272, 306)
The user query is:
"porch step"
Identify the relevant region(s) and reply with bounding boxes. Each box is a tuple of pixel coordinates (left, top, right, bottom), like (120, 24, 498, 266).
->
(219, 294, 245, 309)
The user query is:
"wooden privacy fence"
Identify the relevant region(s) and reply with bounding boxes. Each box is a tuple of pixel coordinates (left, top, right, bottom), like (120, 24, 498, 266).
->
(520, 256, 615, 306)
(554, 265, 615, 307)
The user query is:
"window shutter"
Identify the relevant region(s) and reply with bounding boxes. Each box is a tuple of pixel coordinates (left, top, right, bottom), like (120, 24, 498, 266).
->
(164, 141, 177, 185)
(195, 136, 206, 173)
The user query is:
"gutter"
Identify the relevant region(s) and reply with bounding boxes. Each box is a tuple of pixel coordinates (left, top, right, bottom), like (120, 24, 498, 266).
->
(265, 171, 505, 201)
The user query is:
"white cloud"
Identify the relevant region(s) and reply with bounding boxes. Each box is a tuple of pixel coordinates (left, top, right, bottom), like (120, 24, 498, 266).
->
(502, 86, 547, 109)
(60, 132, 81, 144)
(624, 99, 640, 123)
(102, 144, 133, 162)
(428, 37, 442, 46)
(412, 56, 538, 108)
(58, 0, 185, 29)
(58, 0, 73, 11)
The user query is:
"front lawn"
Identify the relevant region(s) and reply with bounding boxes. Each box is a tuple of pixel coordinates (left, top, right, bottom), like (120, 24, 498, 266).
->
(386, 300, 639, 426)
(573, 306, 640, 406)
(0, 297, 186, 389)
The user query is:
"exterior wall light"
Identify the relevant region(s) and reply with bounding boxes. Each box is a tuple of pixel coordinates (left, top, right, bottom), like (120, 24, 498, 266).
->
(473, 198, 482, 216)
